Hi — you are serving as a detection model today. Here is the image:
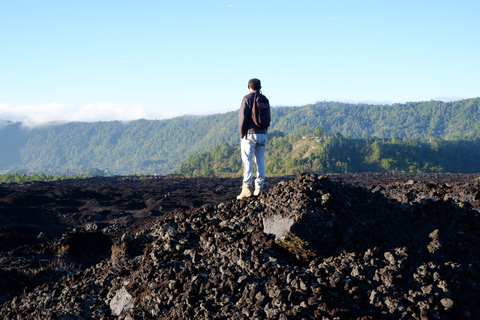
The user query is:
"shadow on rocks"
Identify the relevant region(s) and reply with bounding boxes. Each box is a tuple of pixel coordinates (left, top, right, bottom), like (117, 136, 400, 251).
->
(262, 172, 480, 318)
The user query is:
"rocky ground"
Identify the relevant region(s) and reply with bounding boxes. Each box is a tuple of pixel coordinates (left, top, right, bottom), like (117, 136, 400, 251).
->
(0, 173, 479, 319)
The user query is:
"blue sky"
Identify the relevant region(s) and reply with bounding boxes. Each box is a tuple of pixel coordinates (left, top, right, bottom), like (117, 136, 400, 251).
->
(1, 0, 479, 125)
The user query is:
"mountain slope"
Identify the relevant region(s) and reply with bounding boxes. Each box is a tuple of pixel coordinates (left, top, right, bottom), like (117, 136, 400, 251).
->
(1, 98, 479, 174)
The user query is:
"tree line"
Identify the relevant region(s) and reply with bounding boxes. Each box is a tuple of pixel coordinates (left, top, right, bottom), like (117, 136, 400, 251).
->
(0, 97, 479, 174)
(174, 127, 480, 176)
(0, 172, 83, 184)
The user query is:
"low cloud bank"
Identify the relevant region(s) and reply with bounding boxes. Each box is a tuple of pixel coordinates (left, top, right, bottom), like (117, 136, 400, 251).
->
(0, 102, 225, 128)
(0, 102, 161, 128)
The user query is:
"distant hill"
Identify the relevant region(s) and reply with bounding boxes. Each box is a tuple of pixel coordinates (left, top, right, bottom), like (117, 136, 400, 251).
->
(1, 98, 479, 174)
(273, 98, 480, 139)
(174, 134, 480, 175)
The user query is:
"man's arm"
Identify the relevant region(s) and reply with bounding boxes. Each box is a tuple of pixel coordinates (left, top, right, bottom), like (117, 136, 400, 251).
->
(238, 96, 249, 139)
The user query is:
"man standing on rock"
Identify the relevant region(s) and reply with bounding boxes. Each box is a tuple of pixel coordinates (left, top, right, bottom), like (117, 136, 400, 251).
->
(237, 78, 270, 200)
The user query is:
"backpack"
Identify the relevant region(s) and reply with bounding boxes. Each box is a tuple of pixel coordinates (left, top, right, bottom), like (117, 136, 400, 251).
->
(251, 93, 271, 129)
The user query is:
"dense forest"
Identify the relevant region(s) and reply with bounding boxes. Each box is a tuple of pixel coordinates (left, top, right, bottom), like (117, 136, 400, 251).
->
(0, 97, 479, 174)
(174, 129, 480, 175)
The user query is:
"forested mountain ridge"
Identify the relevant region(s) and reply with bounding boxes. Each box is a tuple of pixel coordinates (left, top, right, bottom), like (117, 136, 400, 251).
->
(273, 97, 480, 139)
(0, 114, 238, 174)
(175, 134, 480, 176)
(1, 97, 479, 174)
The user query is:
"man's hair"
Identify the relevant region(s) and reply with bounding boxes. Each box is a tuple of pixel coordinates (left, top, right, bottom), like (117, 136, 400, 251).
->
(248, 78, 262, 91)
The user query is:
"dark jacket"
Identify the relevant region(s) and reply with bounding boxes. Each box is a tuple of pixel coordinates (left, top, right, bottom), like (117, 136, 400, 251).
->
(239, 92, 268, 139)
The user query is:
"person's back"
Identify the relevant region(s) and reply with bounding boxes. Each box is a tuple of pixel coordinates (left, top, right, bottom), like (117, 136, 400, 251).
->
(237, 78, 269, 199)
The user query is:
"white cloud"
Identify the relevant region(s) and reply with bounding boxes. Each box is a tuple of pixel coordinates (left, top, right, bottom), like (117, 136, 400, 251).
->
(69, 103, 150, 122)
(432, 95, 464, 102)
(0, 102, 154, 128)
(0, 101, 232, 128)
(0, 102, 67, 127)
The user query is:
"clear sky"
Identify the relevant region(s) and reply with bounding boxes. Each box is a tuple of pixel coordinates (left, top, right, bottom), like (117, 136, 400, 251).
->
(1, 0, 479, 126)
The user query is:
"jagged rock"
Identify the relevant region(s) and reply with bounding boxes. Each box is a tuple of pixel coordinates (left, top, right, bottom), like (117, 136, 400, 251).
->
(262, 173, 480, 265)
(262, 215, 295, 240)
(110, 286, 134, 316)
(1, 173, 480, 319)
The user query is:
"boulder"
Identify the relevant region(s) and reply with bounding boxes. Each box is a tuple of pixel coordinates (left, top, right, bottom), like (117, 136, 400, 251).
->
(262, 173, 480, 263)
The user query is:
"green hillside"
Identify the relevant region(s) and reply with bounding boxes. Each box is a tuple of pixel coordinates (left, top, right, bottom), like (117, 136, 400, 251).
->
(175, 132, 480, 176)
(273, 98, 480, 139)
(1, 98, 479, 174)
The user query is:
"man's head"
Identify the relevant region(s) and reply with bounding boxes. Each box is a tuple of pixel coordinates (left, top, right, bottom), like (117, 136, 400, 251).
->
(248, 78, 262, 91)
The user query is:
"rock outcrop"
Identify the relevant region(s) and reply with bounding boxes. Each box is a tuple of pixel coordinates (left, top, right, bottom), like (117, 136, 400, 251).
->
(1, 173, 480, 319)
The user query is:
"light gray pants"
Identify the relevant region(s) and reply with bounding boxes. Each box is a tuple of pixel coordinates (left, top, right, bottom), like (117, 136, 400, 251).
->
(241, 133, 267, 189)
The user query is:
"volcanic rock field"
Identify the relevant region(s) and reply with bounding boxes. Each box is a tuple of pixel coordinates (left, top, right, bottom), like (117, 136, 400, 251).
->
(1, 172, 480, 319)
